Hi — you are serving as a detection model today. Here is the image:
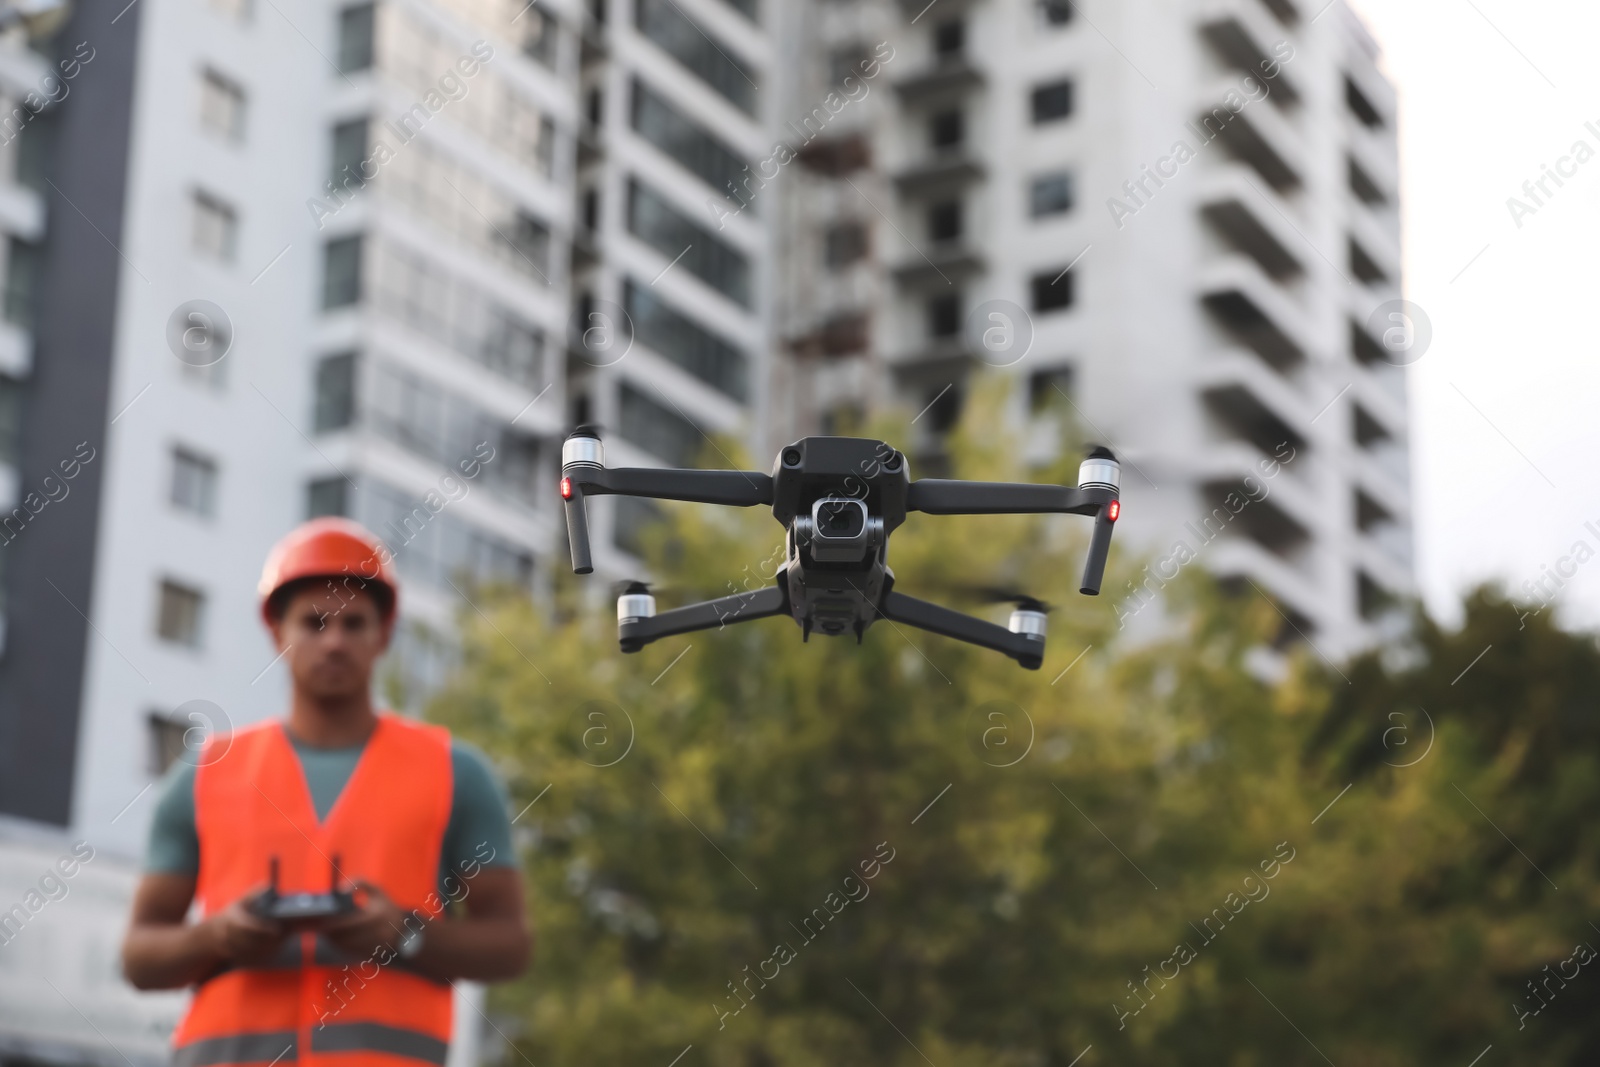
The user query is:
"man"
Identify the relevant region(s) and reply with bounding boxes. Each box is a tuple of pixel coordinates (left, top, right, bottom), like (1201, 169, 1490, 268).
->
(123, 518, 531, 1066)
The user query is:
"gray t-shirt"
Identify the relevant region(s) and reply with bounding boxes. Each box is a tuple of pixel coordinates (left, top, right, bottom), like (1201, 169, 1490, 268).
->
(144, 733, 514, 897)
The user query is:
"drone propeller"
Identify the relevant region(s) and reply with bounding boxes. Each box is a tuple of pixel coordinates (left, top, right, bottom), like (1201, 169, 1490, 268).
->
(936, 582, 1056, 615)
(973, 586, 1056, 615)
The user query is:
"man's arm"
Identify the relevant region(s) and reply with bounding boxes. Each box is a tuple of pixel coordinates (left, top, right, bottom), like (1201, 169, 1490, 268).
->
(122, 873, 289, 990)
(320, 865, 532, 983)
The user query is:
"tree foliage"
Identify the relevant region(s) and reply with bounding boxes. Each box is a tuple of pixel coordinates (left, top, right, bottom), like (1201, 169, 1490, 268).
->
(429, 386, 1600, 1065)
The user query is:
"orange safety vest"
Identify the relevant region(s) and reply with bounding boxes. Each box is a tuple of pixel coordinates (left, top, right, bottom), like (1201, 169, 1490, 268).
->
(172, 714, 455, 1067)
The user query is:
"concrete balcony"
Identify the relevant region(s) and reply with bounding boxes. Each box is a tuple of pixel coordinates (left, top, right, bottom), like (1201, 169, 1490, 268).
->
(1347, 316, 1411, 410)
(893, 0, 980, 14)
(1347, 151, 1391, 210)
(893, 57, 986, 101)
(891, 244, 986, 291)
(1197, 0, 1301, 107)
(892, 152, 987, 199)
(1344, 61, 1397, 134)
(1196, 347, 1313, 456)
(0, 318, 30, 379)
(1185, 441, 1321, 577)
(1199, 255, 1313, 370)
(1354, 517, 1416, 593)
(1196, 76, 1304, 191)
(1198, 163, 1305, 279)
(1207, 537, 1324, 637)
(1256, 0, 1300, 27)
(887, 335, 977, 381)
(1348, 206, 1400, 287)
(1353, 453, 1410, 526)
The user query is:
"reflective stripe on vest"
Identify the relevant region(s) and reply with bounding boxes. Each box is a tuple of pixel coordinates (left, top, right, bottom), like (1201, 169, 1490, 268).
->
(173, 714, 455, 1066)
(311, 1022, 449, 1064)
(172, 1031, 296, 1067)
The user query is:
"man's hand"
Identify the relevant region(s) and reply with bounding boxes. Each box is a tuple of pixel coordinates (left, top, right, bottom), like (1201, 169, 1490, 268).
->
(319, 882, 411, 961)
(201, 894, 289, 966)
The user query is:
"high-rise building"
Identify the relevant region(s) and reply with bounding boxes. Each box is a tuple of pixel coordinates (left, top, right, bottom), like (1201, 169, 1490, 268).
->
(0, 0, 771, 1058)
(769, 0, 1412, 659)
(0, 0, 1407, 1060)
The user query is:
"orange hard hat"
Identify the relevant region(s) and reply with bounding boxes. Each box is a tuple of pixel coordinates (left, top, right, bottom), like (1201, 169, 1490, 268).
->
(258, 518, 398, 624)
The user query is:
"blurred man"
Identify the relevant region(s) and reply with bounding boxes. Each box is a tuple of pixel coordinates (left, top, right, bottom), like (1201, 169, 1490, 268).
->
(122, 518, 531, 1066)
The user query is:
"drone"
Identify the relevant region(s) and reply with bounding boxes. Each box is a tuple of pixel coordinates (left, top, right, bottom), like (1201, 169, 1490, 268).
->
(559, 429, 1121, 670)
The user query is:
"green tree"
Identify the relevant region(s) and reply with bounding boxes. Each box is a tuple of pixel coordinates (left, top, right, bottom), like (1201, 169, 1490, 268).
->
(429, 385, 1600, 1065)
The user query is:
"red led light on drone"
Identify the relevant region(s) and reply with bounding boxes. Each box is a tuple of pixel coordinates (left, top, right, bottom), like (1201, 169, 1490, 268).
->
(560, 477, 573, 500)
(1107, 501, 1121, 522)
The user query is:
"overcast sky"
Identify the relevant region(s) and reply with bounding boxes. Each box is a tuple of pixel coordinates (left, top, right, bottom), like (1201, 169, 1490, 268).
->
(1344, 0, 1600, 631)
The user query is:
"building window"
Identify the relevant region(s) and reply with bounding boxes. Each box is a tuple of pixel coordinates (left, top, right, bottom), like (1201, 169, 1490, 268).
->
(714, 0, 758, 23)
(824, 221, 868, 269)
(329, 118, 369, 189)
(307, 477, 348, 518)
(314, 352, 358, 431)
(198, 69, 246, 142)
(322, 235, 363, 309)
(927, 293, 961, 338)
(495, 212, 552, 278)
(170, 448, 219, 518)
(930, 109, 964, 150)
(156, 580, 206, 648)
(0, 376, 21, 466)
(627, 179, 752, 307)
(1030, 172, 1074, 217)
(631, 78, 750, 206)
(338, 2, 376, 74)
(369, 238, 546, 386)
(1036, 0, 1073, 26)
(3, 238, 39, 330)
(191, 191, 238, 262)
(1031, 268, 1075, 313)
(623, 279, 749, 401)
(829, 45, 870, 87)
(1028, 366, 1075, 413)
(367, 361, 538, 505)
(1345, 76, 1383, 128)
(359, 479, 534, 590)
(618, 382, 703, 467)
(928, 200, 962, 243)
(147, 713, 192, 776)
(1031, 79, 1074, 124)
(634, 0, 758, 117)
(933, 19, 964, 59)
(519, 2, 558, 66)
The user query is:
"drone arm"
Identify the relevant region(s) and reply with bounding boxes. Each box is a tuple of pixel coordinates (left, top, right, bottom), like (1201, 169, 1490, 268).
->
(904, 479, 1121, 596)
(905, 480, 1105, 516)
(620, 583, 789, 654)
(879, 591, 1044, 671)
(583, 467, 774, 507)
(562, 463, 773, 575)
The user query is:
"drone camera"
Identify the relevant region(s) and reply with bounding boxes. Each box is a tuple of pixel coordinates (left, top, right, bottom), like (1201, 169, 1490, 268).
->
(798, 497, 881, 562)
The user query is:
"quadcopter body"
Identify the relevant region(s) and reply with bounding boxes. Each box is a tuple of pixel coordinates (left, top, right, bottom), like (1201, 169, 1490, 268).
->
(560, 430, 1120, 670)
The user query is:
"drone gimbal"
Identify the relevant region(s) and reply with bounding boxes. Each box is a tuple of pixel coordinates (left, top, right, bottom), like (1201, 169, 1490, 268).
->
(560, 430, 1120, 670)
